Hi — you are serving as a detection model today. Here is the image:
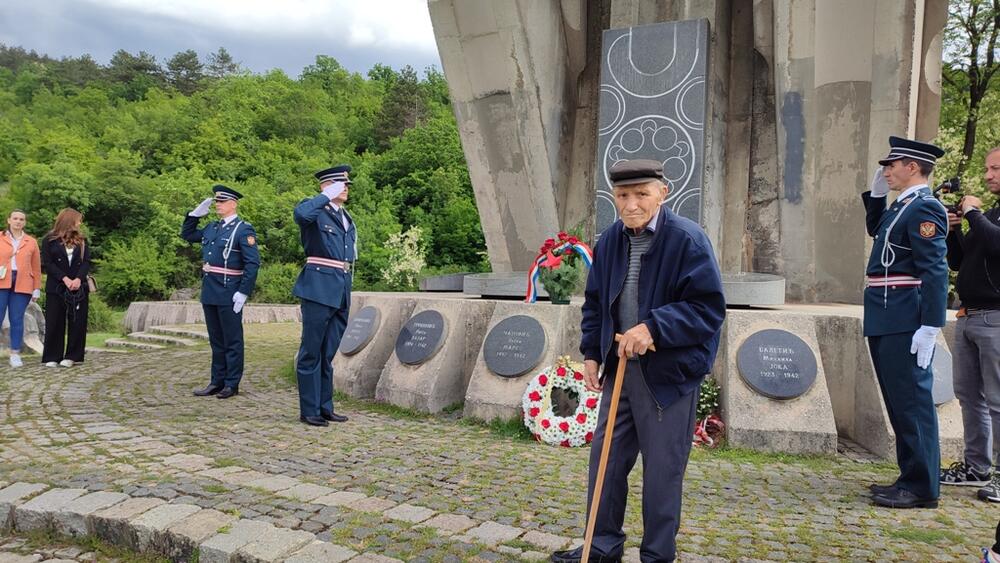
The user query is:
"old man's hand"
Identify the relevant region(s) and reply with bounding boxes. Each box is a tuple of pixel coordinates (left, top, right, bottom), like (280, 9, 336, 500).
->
(617, 323, 654, 360)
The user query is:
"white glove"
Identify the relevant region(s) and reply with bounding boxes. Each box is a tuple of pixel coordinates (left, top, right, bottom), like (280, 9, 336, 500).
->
(190, 197, 213, 217)
(870, 166, 889, 197)
(322, 181, 346, 201)
(232, 292, 248, 314)
(909, 325, 939, 369)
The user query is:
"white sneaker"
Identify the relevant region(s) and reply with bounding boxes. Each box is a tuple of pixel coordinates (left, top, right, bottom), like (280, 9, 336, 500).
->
(59, 359, 74, 368)
(9, 354, 22, 368)
(45, 362, 58, 367)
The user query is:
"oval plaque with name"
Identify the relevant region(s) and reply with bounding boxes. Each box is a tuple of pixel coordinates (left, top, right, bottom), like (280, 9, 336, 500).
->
(483, 315, 546, 378)
(339, 306, 381, 356)
(736, 329, 817, 400)
(395, 310, 447, 366)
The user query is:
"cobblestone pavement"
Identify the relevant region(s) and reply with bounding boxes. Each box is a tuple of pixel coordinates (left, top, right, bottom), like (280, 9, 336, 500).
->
(1, 323, 995, 562)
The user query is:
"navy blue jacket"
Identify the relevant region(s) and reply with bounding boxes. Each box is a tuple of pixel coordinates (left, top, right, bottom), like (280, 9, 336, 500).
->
(862, 187, 948, 336)
(292, 195, 356, 309)
(580, 205, 726, 410)
(181, 215, 260, 306)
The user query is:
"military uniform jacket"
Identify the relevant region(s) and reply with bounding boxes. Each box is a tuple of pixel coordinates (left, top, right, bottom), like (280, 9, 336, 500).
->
(292, 194, 356, 309)
(181, 215, 260, 306)
(862, 187, 948, 336)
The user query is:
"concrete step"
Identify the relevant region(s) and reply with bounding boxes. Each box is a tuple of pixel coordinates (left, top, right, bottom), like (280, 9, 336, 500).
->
(127, 332, 199, 347)
(148, 325, 210, 341)
(85, 346, 130, 354)
(103, 338, 165, 351)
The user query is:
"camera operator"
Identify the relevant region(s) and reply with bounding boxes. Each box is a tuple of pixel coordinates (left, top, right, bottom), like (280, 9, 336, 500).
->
(941, 146, 1000, 503)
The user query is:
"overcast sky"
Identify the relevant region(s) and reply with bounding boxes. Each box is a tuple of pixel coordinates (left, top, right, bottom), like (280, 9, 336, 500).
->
(0, 0, 442, 77)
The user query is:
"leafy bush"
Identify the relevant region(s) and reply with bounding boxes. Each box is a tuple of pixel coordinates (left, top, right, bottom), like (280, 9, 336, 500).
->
(252, 262, 300, 304)
(87, 293, 116, 332)
(94, 234, 185, 305)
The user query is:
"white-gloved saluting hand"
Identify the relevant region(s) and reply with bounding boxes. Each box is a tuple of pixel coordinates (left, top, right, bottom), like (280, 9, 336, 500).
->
(870, 166, 889, 197)
(190, 197, 213, 217)
(322, 181, 346, 201)
(232, 292, 248, 314)
(910, 325, 939, 369)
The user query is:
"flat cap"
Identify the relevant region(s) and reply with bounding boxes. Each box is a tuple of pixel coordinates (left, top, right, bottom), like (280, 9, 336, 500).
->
(877, 136, 945, 166)
(609, 159, 664, 186)
(213, 184, 243, 201)
(315, 164, 352, 184)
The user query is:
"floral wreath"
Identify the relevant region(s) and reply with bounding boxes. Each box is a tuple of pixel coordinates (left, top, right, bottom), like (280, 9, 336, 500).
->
(522, 356, 602, 447)
(525, 232, 593, 303)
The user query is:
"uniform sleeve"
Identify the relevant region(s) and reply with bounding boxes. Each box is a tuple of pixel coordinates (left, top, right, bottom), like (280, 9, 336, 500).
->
(862, 191, 887, 237)
(644, 233, 727, 349)
(294, 195, 331, 226)
(946, 228, 964, 271)
(908, 200, 948, 327)
(579, 237, 604, 364)
(180, 214, 204, 243)
(238, 226, 260, 297)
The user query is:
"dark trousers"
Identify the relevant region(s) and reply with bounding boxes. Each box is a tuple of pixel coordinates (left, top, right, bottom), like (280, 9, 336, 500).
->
(586, 362, 698, 563)
(869, 332, 941, 499)
(42, 290, 88, 363)
(295, 299, 348, 417)
(202, 304, 244, 388)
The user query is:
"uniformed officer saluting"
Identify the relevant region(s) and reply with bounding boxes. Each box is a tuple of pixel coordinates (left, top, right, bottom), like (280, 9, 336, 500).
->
(862, 136, 948, 509)
(292, 165, 356, 427)
(182, 185, 260, 400)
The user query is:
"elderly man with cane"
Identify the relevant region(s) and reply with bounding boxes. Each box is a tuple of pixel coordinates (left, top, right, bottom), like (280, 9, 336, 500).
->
(551, 159, 726, 563)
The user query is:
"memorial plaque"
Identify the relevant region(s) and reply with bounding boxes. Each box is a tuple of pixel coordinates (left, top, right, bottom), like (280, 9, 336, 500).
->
(737, 329, 818, 400)
(931, 343, 955, 406)
(595, 19, 709, 238)
(395, 310, 447, 366)
(483, 315, 546, 378)
(339, 306, 381, 356)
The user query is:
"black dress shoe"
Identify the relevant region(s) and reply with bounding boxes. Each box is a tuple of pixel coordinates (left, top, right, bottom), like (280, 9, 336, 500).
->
(868, 482, 897, 496)
(216, 387, 239, 399)
(321, 411, 348, 423)
(550, 547, 622, 563)
(871, 488, 938, 509)
(193, 384, 223, 396)
(300, 415, 329, 427)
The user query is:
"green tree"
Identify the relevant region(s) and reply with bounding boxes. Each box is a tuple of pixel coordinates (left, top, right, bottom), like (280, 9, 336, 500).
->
(166, 50, 205, 95)
(206, 47, 241, 78)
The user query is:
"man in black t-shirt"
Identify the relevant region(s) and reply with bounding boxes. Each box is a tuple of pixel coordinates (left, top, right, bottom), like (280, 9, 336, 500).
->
(941, 147, 1000, 503)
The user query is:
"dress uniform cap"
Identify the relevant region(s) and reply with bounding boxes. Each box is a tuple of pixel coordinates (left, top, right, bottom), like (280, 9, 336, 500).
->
(608, 159, 665, 186)
(213, 184, 243, 202)
(877, 136, 945, 166)
(315, 164, 352, 184)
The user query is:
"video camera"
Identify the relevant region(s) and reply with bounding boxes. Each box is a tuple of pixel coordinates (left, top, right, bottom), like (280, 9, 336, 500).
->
(933, 177, 962, 213)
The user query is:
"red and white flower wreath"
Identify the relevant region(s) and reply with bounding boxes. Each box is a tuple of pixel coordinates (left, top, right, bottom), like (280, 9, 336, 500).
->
(522, 356, 602, 447)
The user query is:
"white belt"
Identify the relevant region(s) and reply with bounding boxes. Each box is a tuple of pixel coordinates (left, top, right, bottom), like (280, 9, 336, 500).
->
(203, 264, 244, 276)
(306, 257, 352, 272)
(866, 275, 921, 288)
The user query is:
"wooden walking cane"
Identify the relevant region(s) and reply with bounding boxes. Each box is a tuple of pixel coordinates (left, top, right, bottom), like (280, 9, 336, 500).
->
(581, 334, 655, 563)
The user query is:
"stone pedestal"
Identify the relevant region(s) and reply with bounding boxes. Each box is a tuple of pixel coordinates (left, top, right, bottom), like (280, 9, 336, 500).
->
(716, 310, 838, 455)
(375, 300, 496, 413)
(463, 302, 583, 422)
(334, 295, 417, 399)
(1, 302, 44, 355)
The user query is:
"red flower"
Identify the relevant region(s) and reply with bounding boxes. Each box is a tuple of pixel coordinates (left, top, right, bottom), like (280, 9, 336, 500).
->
(585, 431, 594, 443)
(573, 371, 583, 381)
(585, 397, 598, 409)
(529, 407, 540, 418)
(538, 375, 548, 386)
(528, 391, 541, 402)
(557, 232, 569, 241)
(568, 236, 580, 245)
(576, 413, 587, 424)
(541, 419, 551, 429)
(560, 439, 570, 447)
(556, 367, 566, 377)
(559, 421, 570, 432)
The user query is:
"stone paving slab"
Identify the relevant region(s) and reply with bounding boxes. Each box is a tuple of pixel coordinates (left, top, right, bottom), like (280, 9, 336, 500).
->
(275, 483, 334, 502)
(129, 503, 200, 552)
(348, 497, 396, 513)
(420, 513, 476, 535)
(521, 530, 571, 551)
(15, 489, 87, 533)
(53, 491, 129, 537)
(345, 555, 403, 563)
(87, 496, 166, 548)
(162, 508, 235, 561)
(382, 503, 434, 523)
(236, 526, 314, 562)
(284, 540, 357, 563)
(0, 484, 48, 531)
(464, 521, 523, 546)
(245, 474, 301, 493)
(199, 518, 275, 563)
(312, 491, 366, 507)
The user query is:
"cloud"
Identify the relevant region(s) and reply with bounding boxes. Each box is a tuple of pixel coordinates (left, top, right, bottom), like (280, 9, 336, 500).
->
(0, 0, 441, 75)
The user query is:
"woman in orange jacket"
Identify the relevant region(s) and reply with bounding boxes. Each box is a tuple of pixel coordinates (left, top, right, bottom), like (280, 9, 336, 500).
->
(0, 209, 42, 367)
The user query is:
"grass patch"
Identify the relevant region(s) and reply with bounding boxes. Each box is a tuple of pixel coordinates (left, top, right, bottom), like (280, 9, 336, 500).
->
(203, 484, 229, 494)
(17, 529, 169, 562)
(464, 416, 534, 442)
(86, 331, 123, 348)
(212, 457, 244, 468)
(887, 526, 964, 545)
(278, 358, 297, 388)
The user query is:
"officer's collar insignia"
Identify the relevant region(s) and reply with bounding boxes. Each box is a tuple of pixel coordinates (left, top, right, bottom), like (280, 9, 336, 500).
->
(919, 221, 936, 238)
(247, 235, 256, 247)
